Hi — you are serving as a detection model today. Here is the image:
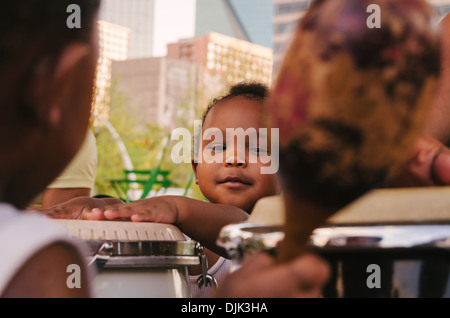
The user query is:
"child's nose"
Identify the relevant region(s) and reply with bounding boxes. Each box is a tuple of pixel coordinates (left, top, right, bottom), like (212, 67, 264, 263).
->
(225, 152, 247, 167)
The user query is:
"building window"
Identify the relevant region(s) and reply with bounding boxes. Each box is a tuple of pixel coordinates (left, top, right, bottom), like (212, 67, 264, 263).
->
(274, 21, 299, 35)
(275, 1, 310, 15)
(434, 5, 450, 17)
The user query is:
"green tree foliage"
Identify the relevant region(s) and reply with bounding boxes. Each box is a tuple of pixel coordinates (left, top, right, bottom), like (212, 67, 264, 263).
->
(94, 77, 206, 201)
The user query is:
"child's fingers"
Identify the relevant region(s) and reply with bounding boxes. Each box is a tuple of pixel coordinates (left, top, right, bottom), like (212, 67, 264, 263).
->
(101, 206, 156, 221)
(83, 208, 107, 220)
(289, 253, 331, 291)
(214, 252, 330, 298)
(235, 252, 275, 275)
(103, 208, 132, 220)
(131, 214, 145, 222)
(83, 206, 146, 222)
(83, 207, 126, 220)
(86, 200, 176, 223)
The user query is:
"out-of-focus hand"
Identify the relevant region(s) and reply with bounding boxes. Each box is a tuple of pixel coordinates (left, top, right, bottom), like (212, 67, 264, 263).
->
(213, 252, 330, 298)
(30, 196, 124, 219)
(85, 196, 178, 223)
(388, 134, 450, 187)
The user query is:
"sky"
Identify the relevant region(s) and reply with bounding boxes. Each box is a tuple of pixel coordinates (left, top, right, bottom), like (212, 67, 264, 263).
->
(152, 0, 274, 57)
(152, 0, 197, 57)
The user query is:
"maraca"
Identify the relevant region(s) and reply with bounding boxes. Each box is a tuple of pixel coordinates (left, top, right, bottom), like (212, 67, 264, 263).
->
(268, 0, 441, 262)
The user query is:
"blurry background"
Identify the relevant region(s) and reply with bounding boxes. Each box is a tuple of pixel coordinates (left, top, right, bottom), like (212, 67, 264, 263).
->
(90, 0, 450, 200)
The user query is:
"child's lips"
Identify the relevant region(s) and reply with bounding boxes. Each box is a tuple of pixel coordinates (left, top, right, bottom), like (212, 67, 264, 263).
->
(218, 176, 252, 189)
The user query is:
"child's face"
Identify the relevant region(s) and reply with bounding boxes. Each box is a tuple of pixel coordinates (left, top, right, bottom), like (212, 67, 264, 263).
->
(192, 96, 280, 213)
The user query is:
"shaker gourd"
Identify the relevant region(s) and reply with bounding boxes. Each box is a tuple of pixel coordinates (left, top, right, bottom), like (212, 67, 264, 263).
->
(268, 0, 442, 262)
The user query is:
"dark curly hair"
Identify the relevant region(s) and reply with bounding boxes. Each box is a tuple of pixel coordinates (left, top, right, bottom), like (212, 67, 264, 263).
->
(192, 82, 270, 159)
(201, 81, 270, 124)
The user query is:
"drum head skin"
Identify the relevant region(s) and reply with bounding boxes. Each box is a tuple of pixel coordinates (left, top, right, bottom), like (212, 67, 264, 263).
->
(52, 219, 186, 241)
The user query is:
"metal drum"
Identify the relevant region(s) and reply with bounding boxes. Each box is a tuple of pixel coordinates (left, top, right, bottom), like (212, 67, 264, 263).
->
(218, 188, 450, 298)
(53, 220, 200, 298)
(217, 222, 284, 273)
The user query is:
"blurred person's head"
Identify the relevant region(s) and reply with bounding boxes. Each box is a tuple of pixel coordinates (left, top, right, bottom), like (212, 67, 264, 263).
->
(269, 0, 441, 209)
(192, 82, 281, 213)
(0, 0, 100, 209)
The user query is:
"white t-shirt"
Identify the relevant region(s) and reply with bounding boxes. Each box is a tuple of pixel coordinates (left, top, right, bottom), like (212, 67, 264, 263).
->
(183, 233, 233, 298)
(0, 203, 91, 296)
(48, 129, 97, 190)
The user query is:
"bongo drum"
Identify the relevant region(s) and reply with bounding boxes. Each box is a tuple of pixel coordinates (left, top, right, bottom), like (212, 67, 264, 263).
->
(318, 187, 450, 298)
(217, 222, 284, 273)
(53, 220, 200, 298)
(218, 188, 450, 298)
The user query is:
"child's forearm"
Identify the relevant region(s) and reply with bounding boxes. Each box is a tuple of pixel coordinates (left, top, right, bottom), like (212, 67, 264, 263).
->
(172, 196, 249, 256)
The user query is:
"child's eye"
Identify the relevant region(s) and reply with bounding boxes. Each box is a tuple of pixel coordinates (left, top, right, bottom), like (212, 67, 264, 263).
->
(207, 144, 225, 151)
(250, 147, 268, 155)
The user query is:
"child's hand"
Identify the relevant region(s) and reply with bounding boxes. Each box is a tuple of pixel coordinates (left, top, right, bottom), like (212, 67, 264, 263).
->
(86, 196, 179, 224)
(31, 196, 124, 219)
(214, 252, 330, 298)
(86, 196, 248, 258)
(388, 134, 450, 187)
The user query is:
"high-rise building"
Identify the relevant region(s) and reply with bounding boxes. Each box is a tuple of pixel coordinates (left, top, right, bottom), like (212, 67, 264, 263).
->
(195, 0, 273, 49)
(99, 0, 196, 58)
(94, 21, 130, 119)
(272, 0, 450, 76)
(429, 0, 450, 17)
(111, 31, 273, 131)
(167, 32, 273, 106)
(272, 0, 311, 77)
(111, 57, 201, 130)
(99, 0, 155, 59)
